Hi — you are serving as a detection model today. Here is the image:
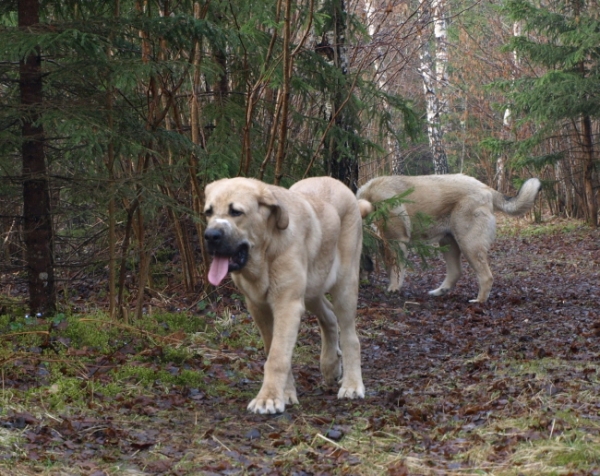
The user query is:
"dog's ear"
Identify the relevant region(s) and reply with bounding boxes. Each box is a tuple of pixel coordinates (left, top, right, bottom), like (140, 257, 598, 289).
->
(259, 188, 289, 230)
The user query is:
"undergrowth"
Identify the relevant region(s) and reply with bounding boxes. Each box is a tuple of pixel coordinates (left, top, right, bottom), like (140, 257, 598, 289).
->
(1, 219, 599, 475)
(0, 310, 261, 414)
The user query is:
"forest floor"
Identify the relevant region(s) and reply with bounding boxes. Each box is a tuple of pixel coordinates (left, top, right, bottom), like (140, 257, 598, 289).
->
(1, 216, 600, 475)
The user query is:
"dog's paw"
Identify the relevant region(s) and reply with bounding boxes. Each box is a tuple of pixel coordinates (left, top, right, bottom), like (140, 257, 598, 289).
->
(428, 287, 450, 297)
(386, 284, 400, 292)
(283, 388, 299, 406)
(337, 382, 365, 400)
(247, 397, 286, 414)
(247, 390, 298, 414)
(321, 351, 342, 387)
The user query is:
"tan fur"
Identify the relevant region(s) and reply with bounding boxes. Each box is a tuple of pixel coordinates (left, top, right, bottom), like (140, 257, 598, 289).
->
(204, 177, 368, 414)
(357, 174, 541, 302)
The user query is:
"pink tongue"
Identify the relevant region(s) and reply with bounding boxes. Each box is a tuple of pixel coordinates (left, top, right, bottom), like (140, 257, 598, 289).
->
(208, 256, 230, 286)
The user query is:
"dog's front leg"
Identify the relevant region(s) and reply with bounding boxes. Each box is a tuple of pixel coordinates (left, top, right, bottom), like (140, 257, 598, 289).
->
(247, 299, 302, 414)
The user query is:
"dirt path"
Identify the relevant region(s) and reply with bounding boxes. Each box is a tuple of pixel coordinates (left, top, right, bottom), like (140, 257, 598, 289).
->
(2, 220, 599, 475)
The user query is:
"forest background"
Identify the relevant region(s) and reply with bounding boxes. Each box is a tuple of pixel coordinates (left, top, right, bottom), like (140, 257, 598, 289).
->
(1, 0, 599, 317)
(1, 2, 600, 474)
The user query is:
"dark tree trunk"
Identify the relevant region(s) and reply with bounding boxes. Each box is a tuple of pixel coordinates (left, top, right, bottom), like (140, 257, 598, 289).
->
(214, 48, 229, 109)
(328, 113, 360, 192)
(581, 115, 598, 228)
(19, 0, 56, 315)
(328, 0, 359, 193)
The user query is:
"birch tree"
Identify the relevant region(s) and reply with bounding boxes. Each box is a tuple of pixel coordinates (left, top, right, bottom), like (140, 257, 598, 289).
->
(418, 0, 449, 174)
(497, 20, 522, 193)
(432, 0, 449, 125)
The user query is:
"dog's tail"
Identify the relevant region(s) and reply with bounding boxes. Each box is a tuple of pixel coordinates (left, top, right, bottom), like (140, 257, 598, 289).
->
(357, 199, 373, 218)
(492, 178, 541, 216)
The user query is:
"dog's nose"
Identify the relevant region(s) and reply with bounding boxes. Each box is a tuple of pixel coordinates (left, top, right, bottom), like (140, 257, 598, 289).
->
(204, 228, 223, 245)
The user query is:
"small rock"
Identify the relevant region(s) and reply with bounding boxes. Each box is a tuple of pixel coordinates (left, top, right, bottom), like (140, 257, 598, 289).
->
(326, 429, 343, 441)
(245, 428, 261, 440)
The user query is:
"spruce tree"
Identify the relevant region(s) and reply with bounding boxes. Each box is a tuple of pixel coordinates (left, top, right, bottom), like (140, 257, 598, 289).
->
(1, 0, 418, 314)
(18, 0, 56, 315)
(500, 0, 599, 227)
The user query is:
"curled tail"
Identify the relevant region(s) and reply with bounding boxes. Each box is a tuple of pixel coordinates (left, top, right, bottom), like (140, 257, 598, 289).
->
(492, 178, 541, 216)
(357, 199, 373, 218)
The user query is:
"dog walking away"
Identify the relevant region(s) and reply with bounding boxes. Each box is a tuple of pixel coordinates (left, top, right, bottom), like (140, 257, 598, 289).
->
(203, 176, 372, 414)
(357, 174, 541, 302)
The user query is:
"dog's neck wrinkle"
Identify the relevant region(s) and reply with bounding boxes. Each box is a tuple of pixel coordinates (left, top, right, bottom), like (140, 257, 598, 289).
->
(234, 246, 269, 283)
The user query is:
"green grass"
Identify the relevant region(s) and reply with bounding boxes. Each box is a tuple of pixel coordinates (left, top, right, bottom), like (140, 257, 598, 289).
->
(0, 311, 221, 414)
(497, 216, 586, 238)
(2, 291, 600, 475)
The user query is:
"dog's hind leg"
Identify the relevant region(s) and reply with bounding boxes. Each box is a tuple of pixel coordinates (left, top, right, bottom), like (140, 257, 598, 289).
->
(461, 245, 493, 302)
(381, 207, 410, 293)
(385, 241, 407, 292)
(429, 234, 462, 297)
(330, 284, 365, 400)
(454, 212, 495, 302)
(308, 296, 342, 387)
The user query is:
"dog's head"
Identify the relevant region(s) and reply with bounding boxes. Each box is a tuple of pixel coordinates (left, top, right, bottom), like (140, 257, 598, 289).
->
(203, 178, 289, 286)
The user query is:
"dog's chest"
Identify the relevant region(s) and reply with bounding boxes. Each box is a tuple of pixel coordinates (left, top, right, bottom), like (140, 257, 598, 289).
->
(232, 271, 269, 302)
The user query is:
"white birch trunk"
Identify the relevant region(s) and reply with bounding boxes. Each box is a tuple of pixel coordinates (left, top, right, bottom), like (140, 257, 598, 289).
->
(418, 1, 449, 174)
(498, 21, 522, 191)
(432, 0, 449, 125)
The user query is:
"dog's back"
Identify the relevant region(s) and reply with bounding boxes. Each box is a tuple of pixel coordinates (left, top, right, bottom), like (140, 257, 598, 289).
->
(358, 174, 492, 220)
(291, 176, 364, 222)
(291, 177, 365, 273)
(358, 174, 540, 219)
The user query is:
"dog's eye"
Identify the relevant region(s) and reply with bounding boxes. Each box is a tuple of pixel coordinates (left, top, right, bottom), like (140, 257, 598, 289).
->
(204, 207, 213, 217)
(229, 207, 243, 217)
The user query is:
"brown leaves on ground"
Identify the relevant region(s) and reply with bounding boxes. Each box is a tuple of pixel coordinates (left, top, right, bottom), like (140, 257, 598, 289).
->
(1, 221, 599, 475)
